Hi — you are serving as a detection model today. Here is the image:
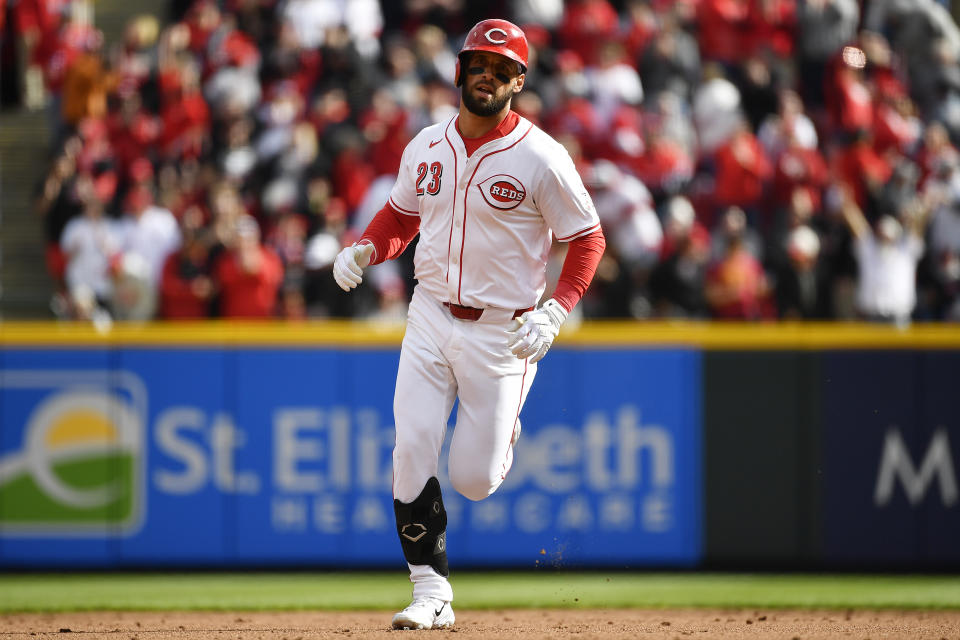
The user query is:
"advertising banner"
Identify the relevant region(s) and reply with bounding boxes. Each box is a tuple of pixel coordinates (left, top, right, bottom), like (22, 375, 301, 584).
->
(821, 352, 960, 567)
(0, 346, 702, 568)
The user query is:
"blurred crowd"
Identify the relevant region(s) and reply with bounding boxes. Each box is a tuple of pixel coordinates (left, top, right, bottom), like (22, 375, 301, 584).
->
(4, 0, 960, 323)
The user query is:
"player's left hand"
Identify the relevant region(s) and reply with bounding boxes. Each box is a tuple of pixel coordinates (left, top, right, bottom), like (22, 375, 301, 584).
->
(506, 298, 568, 363)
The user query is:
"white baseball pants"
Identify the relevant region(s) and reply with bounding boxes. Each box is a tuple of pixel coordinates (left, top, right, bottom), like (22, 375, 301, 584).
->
(393, 285, 537, 600)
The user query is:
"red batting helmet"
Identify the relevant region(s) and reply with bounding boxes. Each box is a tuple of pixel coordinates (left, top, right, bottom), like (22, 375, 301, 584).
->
(455, 19, 529, 86)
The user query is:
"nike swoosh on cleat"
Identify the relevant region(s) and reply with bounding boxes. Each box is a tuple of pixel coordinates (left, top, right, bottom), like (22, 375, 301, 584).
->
(429, 139, 442, 148)
(434, 605, 444, 617)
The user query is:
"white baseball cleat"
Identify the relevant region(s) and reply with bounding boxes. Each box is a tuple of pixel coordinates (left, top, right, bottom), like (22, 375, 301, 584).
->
(391, 596, 455, 630)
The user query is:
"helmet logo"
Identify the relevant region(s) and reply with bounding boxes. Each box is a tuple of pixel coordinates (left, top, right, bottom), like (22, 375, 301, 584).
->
(484, 28, 508, 44)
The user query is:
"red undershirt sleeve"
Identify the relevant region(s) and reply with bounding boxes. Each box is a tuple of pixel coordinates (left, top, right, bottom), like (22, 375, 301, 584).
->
(552, 229, 606, 313)
(358, 203, 421, 265)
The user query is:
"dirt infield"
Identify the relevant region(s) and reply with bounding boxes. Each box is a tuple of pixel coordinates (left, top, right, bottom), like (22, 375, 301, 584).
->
(2, 609, 959, 639)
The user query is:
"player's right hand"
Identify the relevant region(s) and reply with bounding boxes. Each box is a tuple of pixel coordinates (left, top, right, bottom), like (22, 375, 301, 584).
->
(333, 242, 375, 291)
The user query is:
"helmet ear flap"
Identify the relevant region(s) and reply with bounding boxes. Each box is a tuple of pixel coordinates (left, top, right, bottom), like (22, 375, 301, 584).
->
(455, 52, 470, 86)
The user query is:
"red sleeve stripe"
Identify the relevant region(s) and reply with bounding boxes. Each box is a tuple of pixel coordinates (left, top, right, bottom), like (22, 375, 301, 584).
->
(556, 222, 602, 242)
(388, 197, 419, 216)
(359, 203, 421, 264)
(552, 228, 606, 312)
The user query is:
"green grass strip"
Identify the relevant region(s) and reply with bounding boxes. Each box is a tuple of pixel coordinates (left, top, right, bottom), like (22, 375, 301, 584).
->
(0, 572, 958, 613)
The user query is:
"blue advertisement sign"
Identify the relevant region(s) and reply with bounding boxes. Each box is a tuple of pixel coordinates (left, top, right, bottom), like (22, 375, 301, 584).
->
(821, 351, 960, 567)
(0, 346, 701, 568)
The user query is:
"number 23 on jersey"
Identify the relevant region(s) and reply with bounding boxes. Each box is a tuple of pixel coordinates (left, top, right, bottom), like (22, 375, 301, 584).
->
(416, 161, 443, 196)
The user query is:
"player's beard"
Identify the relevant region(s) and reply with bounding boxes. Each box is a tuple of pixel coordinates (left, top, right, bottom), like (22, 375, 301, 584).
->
(462, 83, 513, 117)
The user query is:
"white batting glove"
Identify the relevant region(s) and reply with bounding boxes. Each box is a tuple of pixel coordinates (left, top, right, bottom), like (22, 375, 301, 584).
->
(333, 242, 375, 291)
(506, 298, 568, 363)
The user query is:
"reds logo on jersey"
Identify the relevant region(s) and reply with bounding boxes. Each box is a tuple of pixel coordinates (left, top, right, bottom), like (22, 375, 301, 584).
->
(478, 174, 526, 210)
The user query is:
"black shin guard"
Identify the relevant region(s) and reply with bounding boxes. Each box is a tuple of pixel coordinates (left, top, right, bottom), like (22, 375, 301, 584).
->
(393, 477, 449, 577)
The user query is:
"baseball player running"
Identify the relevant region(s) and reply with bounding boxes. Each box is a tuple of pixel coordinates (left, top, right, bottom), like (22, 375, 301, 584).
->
(333, 18, 606, 630)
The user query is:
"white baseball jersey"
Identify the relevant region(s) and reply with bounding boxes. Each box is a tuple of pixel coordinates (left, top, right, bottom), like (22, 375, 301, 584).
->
(386, 112, 600, 605)
(387, 113, 601, 310)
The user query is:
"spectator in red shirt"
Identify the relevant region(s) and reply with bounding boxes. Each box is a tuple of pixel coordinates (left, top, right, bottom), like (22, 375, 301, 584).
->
(747, 0, 796, 60)
(826, 46, 874, 137)
(106, 94, 159, 179)
(15, 0, 70, 100)
(213, 215, 283, 318)
(622, 0, 658, 61)
(872, 93, 921, 155)
(160, 213, 213, 319)
(770, 135, 828, 213)
(556, 0, 620, 67)
(184, 0, 221, 58)
(158, 58, 210, 161)
(705, 206, 773, 318)
(634, 132, 695, 200)
(543, 84, 601, 151)
(712, 120, 773, 223)
(331, 144, 376, 213)
(697, 0, 750, 65)
(831, 128, 893, 212)
(360, 88, 411, 177)
(266, 211, 309, 319)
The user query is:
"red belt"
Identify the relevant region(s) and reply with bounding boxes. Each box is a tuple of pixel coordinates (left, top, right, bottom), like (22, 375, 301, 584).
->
(443, 302, 532, 321)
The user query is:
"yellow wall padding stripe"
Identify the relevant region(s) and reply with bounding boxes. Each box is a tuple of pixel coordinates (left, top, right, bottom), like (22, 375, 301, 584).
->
(2, 320, 960, 349)
(561, 321, 960, 349)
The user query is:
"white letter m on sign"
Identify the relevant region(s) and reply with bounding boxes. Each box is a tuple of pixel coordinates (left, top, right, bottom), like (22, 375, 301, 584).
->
(874, 428, 958, 507)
